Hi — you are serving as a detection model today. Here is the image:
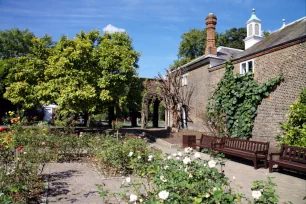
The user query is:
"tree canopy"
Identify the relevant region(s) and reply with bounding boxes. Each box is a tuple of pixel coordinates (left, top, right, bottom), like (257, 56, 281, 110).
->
(1, 28, 141, 122)
(170, 27, 247, 70)
(216, 27, 246, 50)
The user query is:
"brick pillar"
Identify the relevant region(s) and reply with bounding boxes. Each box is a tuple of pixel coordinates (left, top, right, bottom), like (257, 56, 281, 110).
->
(205, 13, 217, 56)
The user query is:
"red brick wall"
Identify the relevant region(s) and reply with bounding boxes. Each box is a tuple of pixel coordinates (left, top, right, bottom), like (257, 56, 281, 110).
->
(186, 41, 306, 145)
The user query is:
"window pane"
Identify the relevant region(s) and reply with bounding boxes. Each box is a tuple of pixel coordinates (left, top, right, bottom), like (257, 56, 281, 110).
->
(242, 63, 247, 74)
(248, 61, 253, 73)
(255, 24, 259, 35)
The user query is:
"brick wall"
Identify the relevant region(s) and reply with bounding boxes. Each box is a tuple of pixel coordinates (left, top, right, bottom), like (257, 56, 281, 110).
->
(186, 64, 210, 131)
(247, 41, 306, 145)
(185, 41, 306, 144)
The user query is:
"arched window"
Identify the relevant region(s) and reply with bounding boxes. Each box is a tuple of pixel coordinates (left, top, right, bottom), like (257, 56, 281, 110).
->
(255, 24, 259, 35)
(248, 24, 253, 36)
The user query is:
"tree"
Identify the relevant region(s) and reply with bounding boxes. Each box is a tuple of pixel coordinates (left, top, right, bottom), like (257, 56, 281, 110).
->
(170, 27, 247, 70)
(157, 68, 194, 130)
(216, 27, 246, 50)
(4, 36, 53, 109)
(0, 29, 36, 97)
(3, 29, 140, 126)
(263, 30, 271, 38)
(178, 29, 207, 59)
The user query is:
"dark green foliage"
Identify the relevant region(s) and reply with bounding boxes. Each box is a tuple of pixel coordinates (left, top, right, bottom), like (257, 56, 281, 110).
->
(170, 27, 247, 70)
(217, 27, 246, 50)
(251, 177, 279, 204)
(276, 88, 306, 147)
(207, 61, 283, 139)
(178, 29, 207, 59)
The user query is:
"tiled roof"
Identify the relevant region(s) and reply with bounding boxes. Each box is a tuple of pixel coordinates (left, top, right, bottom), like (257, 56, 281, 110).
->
(234, 17, 306, 59)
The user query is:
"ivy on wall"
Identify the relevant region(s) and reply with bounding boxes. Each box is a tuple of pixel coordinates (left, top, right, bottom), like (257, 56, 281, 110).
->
(207, 61, 283, 139)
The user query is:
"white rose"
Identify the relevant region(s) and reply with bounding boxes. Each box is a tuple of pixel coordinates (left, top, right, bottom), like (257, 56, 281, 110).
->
(23, 152, 27, 154)
(126, 177, 131, 183)
(184, 147, 193, 153)
(160, 175, 167, 182)
(252, 190, 262, 199)
(158, 190, 169, 200)
(194, 152, 201, 158)
(213, 187, 217, 192)
(137, 156, 141, 159)
(148, 155, 153, 161)
(176, 156, 180, 160)
(128, 152, 133, 157)
(172, 153, 177, 157)
(205, 193, 210, 198)
(208, 160, 216, 168)
(183, 157, 191, 165)
(130, 194, 138, 202)
(178, 152, 182, 156)
(164, 165, 169, 170)
(167, 155, 172, 160)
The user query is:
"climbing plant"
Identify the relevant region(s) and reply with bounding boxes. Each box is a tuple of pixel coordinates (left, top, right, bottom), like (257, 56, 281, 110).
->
(276, 88, 306, 147)
(207, 61, 283, 139)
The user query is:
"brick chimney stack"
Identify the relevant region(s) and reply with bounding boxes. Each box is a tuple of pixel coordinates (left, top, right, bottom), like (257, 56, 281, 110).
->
(205, 13, 217, 56)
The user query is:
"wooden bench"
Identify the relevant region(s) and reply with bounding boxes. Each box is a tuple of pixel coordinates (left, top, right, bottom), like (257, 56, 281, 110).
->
(214, 137, 269, 169)
(192, 134, 222, 150)
(269, 145, 306, 173)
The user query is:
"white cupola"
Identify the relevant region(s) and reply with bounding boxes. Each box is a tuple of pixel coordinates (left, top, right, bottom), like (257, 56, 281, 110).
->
(244, 8, 264, 50)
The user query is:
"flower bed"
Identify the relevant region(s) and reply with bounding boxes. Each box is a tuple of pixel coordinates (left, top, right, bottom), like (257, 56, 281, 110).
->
(0, 123, 104, 203)
(97, 145, 284, 204)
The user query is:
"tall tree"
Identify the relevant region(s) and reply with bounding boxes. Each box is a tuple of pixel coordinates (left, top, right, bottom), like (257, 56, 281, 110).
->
(216, 27, 246, 50)
(0, 29, 36, 97)
(3, 29, 140, 125)
(178, 29, 207, 59)
(4, 36, 54, 109)
(170, 27, 247, 70)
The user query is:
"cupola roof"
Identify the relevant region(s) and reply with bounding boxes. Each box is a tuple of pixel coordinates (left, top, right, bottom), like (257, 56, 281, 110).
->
(247, 8, 261, 23)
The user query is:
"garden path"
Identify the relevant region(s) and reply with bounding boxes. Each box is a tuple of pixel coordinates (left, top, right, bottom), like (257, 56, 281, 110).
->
(42, 161, 125, 204)
(150, 142, 306, 204)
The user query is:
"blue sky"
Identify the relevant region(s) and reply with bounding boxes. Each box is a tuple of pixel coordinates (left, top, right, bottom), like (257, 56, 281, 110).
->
(0, 0, 305, 78)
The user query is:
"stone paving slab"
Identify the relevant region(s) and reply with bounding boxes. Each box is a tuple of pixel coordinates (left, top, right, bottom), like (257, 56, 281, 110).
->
(43, 162, 125, 204)
(150, 143, 306, 204)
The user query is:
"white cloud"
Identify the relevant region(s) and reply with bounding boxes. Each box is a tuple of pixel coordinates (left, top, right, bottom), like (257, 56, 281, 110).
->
(103, 24, 126, 33)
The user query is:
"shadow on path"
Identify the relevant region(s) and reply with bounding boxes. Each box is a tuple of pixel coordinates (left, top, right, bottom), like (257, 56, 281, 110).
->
(46, 170, 81, 201)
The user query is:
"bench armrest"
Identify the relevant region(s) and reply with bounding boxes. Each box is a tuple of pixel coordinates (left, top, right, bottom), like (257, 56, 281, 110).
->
(269, 152, 281, 160)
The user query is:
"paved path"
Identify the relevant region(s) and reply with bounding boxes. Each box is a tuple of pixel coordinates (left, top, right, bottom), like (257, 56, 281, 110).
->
(42, 143, 306, 204)
(150, 142, 306, 204)
(43, 162, 124, 204)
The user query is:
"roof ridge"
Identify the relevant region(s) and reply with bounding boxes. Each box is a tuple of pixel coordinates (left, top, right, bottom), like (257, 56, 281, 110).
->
(273, 16, 306, 33)
(217, 46, 244, 52)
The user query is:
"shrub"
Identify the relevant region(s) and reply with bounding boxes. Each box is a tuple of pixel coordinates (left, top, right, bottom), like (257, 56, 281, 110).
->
(95, 136, 162, 176)
(276, 88, 306, 147)
(251, 177, 279, 204)
(99, 148, 245, 203)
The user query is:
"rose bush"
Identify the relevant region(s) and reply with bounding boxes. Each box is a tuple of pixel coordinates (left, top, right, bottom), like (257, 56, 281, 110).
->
(94, 136, 162, 177)
(0, 123, 104, 203)
(98, 145, 287, 204)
